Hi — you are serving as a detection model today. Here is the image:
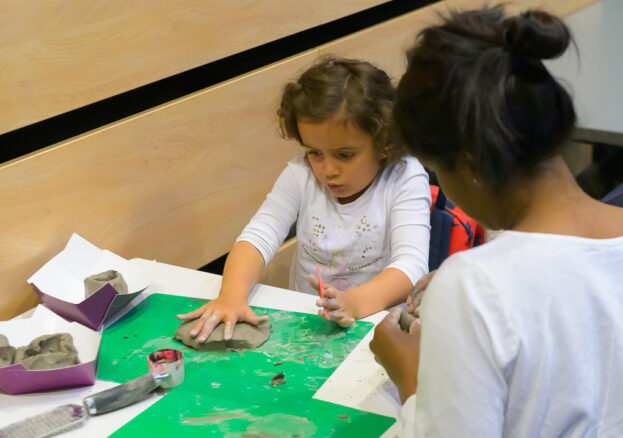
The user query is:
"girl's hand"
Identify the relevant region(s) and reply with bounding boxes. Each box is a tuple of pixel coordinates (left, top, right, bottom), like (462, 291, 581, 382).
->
(369, 308, 422, 404)
(308, 274, 356, 327)
(176, 296, 268, 342)
(407, 270, 437, 316)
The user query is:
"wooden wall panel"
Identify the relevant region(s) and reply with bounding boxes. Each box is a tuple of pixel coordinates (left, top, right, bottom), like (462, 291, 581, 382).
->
(318, 0, 600, 80)
(0, 0, 598, 319)
(0, 53, 315, 319)
(0, 0, 387, 134)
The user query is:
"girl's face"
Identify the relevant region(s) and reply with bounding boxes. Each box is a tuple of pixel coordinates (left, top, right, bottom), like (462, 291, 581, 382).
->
(297, 118, 381, 204)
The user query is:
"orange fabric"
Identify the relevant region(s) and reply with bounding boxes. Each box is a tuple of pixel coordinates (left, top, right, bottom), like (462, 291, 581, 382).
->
(430, 185, 485, 256)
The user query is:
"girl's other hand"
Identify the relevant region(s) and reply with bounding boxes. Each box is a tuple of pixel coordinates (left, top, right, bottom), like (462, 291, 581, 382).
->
(176, 297, 269, 342)
(308, 274, 356, 327)
(370, 308, 421, 403)
(407, 270, 437, 316)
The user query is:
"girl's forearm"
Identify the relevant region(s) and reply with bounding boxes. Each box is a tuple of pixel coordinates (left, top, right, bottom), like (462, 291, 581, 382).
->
(347, 268, 414, 319)
(218, 241, 266, 302)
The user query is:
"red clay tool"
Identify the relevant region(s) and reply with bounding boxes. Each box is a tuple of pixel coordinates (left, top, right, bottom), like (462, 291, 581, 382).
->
(316, 264, 330, 319)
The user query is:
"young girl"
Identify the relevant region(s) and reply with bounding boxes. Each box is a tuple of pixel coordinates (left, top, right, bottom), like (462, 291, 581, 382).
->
(371, 7, 623, 436)
(178, 57, 431, 340)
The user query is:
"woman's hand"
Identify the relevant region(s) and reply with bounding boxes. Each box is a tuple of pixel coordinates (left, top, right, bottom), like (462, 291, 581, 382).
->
(369, 308, 422, 404)
(176, 296, 268, 342)
(407, 270, 436, 316)
(308, 274, 357, 327)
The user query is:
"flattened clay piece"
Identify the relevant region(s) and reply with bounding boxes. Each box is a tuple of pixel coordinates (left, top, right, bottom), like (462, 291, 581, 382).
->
(84, 270, 128, 298)
(175, 319, 271, 352)
(0, 334, 9, 348)
(0, 346, 16, 367)
(13, 333, 80, 370)
(399, 310, 416, 333)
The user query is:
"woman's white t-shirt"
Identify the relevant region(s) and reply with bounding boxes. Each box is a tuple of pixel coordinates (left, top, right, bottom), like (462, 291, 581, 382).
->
(401, 231, 623, 437)
(237, 154, 431, 294)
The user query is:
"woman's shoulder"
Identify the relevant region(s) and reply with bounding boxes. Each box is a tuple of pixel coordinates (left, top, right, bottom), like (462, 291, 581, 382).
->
(436, 230, 623, 291)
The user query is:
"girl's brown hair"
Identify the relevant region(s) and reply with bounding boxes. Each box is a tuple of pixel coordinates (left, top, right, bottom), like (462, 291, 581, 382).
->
(278, 56, 405, 165)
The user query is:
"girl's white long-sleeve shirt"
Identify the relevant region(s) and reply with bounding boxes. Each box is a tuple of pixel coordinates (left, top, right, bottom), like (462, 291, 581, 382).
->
(237, 154, 431, 294)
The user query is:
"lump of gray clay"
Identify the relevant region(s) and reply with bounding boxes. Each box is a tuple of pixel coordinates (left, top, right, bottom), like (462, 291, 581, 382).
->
(0, 334, 16, 367)
(84, 270, 128, 298)
(175, 319, 271, 352)
(13, 333, 80, 370)
(0, 346, 16, 368)
(399, 310, 416, 333)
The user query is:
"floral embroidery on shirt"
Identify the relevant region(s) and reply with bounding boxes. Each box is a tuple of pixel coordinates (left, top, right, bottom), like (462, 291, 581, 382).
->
(356, 216, 372, 234)
(302, 244, 327, 266)
(349, 256, 382, 272)
(302, 212, 382, 273)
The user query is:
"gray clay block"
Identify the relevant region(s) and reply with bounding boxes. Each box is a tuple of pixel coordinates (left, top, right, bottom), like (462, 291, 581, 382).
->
(0, 346, 16, 368)
(399, 310, 416, 333)
(84, 270, 128, 298)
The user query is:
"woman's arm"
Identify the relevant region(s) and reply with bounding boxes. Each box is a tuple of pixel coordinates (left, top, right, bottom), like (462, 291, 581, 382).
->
(370, 307, 421, 402)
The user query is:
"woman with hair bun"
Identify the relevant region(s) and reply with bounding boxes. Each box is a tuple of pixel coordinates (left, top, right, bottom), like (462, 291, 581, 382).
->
(371, 6, 623, 437)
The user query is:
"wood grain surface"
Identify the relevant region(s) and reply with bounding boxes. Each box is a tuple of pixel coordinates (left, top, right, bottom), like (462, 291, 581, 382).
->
(0, 0, 388, 134)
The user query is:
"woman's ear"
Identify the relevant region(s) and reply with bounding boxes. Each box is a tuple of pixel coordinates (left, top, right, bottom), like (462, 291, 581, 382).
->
(460, 152, 481, 187)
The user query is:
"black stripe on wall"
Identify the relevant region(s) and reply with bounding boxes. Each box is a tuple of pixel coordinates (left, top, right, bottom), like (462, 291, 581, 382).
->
(0, 0, 438, 163)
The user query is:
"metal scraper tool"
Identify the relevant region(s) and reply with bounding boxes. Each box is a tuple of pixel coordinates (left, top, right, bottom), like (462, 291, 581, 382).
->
(0, 373, 168, 438)
(0, 349, 184, 438)
(0, 404, 85, 438)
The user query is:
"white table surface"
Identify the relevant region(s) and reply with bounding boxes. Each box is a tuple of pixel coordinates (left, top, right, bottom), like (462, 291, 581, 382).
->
(546, 0, 623, 147)
(0, 258, 401, 437)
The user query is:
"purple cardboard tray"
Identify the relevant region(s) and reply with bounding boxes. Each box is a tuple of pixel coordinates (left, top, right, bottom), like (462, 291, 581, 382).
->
(32, 283, 146, 331)
(0, 306, 101, 395)
(27, 233, 150, 331)
(0, 361, 96, 395)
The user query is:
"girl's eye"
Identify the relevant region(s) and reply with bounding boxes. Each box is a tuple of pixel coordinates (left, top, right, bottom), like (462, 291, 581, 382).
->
(338, 152, 354, 160)
(306, 150, 321, 157)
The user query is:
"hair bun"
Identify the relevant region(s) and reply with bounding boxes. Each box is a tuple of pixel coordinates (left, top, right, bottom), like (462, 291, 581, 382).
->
(503, 10, 570, 60)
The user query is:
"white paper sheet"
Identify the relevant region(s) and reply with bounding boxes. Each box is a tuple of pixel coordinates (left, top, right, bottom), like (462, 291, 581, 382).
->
(28, 234, 149, 304)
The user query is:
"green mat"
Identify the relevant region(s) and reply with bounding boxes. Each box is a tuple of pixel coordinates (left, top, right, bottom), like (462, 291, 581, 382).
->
(98, 294, 395, 437)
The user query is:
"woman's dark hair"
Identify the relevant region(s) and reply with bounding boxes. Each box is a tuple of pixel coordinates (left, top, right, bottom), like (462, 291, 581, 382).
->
(279, 56, 405, 165)
(393, 6, 576, 187)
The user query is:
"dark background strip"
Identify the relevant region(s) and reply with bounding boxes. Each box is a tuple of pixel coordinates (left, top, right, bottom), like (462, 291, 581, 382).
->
(0, 0, 438, 163)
